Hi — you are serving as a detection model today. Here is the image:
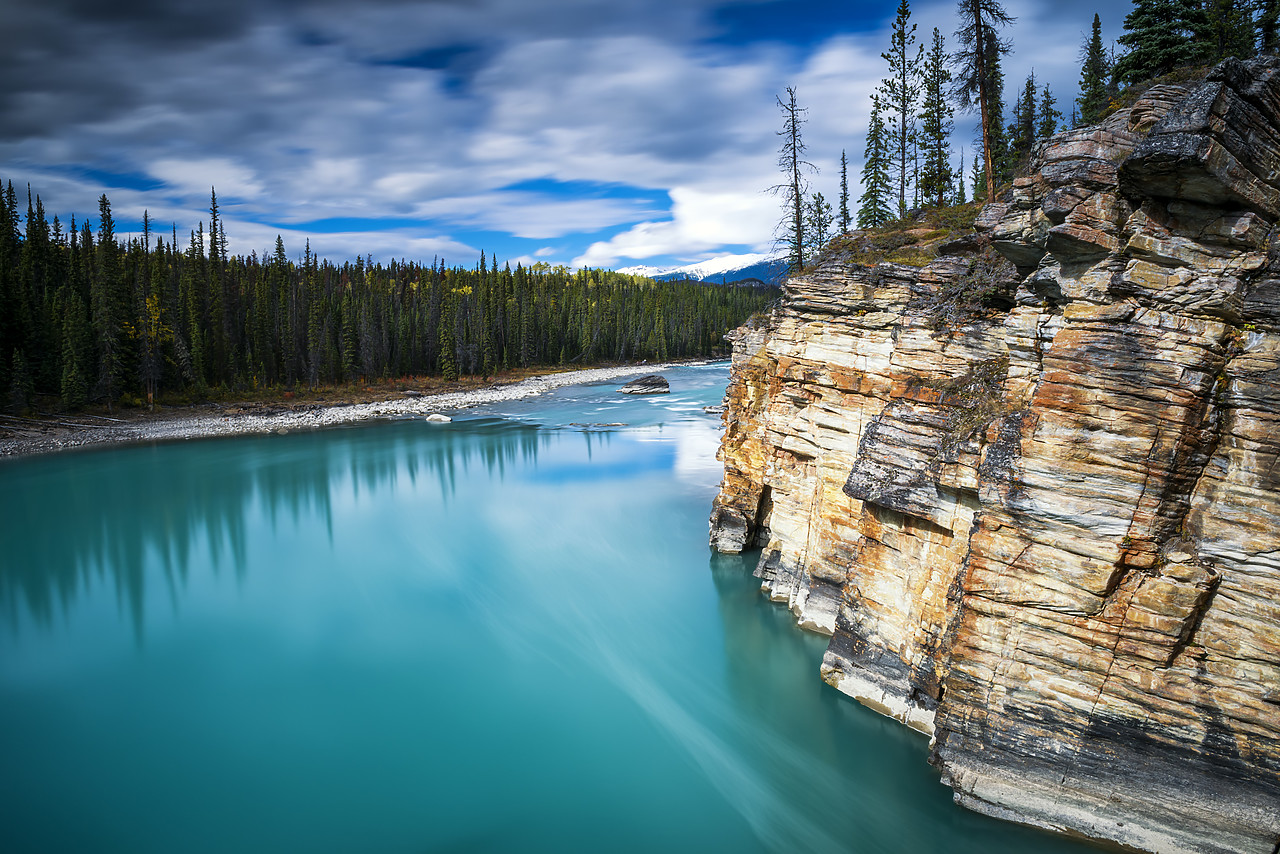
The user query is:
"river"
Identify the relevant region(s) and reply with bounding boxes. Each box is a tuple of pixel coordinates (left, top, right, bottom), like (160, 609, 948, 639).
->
(0, 363, 1095, 853)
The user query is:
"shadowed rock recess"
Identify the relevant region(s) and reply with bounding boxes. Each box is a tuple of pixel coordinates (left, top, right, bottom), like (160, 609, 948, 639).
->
(710, 57, 1280, 854)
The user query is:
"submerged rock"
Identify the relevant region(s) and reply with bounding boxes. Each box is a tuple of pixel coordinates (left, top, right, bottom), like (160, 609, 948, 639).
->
(617, 374, 670, 394)
(710, 56, 1280, 854)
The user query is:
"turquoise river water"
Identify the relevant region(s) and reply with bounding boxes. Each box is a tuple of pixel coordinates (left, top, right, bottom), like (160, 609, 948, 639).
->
(0, 364, 1098, 853)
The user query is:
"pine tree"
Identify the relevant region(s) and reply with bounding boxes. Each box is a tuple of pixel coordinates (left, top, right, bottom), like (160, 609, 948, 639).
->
(1199, 0, 1256, 62)
(1261, 0, 1280, 54)
(1078, 14, 1111, 126)
(880, 0, 923, 216)
(1037, 84, 1062, 139)
(1114, 0, 1207, 84)
(92, 193, 127, 407)
(9, 349, 32, 414)
(858, 95, 894, 228)
(838, 150, 852, 233)
(956, 149, 968, 204)
(1008, 72, 1038, 167)
(60, 290, 90, 409)
(769, 87, 816, 272)
(953, 0, 1015, 203)
(805, 192, 834, 253)
(918, 27, 955, 207)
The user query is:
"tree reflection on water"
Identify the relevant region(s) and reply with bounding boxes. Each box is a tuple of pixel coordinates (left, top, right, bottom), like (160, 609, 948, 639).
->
(0, 418, 561, 640)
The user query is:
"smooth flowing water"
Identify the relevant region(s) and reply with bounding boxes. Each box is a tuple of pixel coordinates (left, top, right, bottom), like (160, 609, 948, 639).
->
(0, 364, 1096, 854)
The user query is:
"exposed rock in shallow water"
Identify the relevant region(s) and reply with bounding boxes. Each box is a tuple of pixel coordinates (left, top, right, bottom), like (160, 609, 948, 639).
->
(618, 374, 671, 394)
(710, 57, 1280, 854)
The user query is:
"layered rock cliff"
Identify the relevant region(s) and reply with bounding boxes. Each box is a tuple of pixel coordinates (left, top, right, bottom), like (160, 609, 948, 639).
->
(710, 57, 1280, 854)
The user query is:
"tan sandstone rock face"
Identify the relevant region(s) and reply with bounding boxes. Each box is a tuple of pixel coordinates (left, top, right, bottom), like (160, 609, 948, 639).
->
(710, 57, 1280, 854)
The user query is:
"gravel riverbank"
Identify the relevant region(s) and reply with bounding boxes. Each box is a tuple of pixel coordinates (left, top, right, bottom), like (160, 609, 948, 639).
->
(0, 363, 694, 459)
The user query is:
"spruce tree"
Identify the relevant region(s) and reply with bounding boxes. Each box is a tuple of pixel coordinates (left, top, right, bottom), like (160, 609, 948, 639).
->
(838, 150, 852, 233)
(92, 193, 126, 407)
(805, 192, 834, 253)
(1113, 0, 1206, 84)
(918, 27, 955, 207)
(60, 291, 90, 409)
(1078, 14, 1111, 126)
(879, 0, 923, 216)
(1198, 0, 1256, 62)
(858, 95, 894, 228)
(953, 0, 1015, 203)
(1261, 0, 1280, 54)
(769, 87, 815, 272)
(1008, 72, 1038, 167)
(1037, 84, 1062, 139)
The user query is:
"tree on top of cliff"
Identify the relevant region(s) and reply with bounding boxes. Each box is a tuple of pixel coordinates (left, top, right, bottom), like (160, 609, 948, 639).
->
(1198, 0, 1257, 62)
(1078, 14, 1111, 126)
(1037, 84, 1061, 139)
(919, 27, 955, 208)
(1261, 0, 1280, 54)
(838, 150, 852, 234)
(952, 0, 1014, 203)
(1113, 0, 1207, 84)
(768, 87, 815, 273)
(880, 0, 923, 218)
(1007, 71, 1038, 169)
(858, 94, 894, 229)
(805, 192, 835, 253)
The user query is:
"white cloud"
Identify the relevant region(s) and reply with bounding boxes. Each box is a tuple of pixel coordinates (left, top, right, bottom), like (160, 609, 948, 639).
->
(148, 157, 265, 200)
(572, 185, 778, 267)
(1, 0, 1139, 269)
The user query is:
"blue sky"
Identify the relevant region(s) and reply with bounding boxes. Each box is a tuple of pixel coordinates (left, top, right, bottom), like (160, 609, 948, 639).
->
(0, 0, 1131, 271)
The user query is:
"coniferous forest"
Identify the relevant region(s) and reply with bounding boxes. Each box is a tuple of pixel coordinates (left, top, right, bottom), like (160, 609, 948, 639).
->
(0, 184, 778, 413)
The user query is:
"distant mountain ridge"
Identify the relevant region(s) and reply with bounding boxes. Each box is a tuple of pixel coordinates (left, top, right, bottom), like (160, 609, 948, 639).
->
(617, 252, 786, 285)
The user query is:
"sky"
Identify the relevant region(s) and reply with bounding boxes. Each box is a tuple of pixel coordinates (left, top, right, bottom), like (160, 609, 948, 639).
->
(0, 0, 1132, 271)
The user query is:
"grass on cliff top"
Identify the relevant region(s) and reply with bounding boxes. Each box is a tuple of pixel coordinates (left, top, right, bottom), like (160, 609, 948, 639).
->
(1100, 63, 1212, 121)
(810, 201, 985, 270)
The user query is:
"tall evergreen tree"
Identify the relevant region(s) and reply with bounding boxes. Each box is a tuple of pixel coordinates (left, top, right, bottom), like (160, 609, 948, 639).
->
(9, 349, 33, 414)
(1198, 0, 1256, 62)
(918, 27, 955, 207)
(92, 193, 127, 407)
(1078, 14, 1111, 126)
(1008, 71, 1038, 166)
(1113, 0, 1207, 84)
(858, 95, 894, 228)
(838, 150, 852, 233)
(1037, 84, 1062, 138)
(805, 192, 834, 252)
(880, 0, 923, 216)
(60, 290, 90, 409)
(953, 0, 1015, 203)
(1261, 0, 1280, 54)
(769, 87, 815, 272)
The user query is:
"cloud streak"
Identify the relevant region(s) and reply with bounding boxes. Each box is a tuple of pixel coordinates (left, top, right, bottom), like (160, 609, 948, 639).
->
(0, 0, 1133, 268)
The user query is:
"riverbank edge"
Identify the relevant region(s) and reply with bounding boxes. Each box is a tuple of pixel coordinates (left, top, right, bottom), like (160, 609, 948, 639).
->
(0, 362, 713, 460)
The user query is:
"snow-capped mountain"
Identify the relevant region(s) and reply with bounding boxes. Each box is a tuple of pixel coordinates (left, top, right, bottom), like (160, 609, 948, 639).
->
(617, 252, 786, 285)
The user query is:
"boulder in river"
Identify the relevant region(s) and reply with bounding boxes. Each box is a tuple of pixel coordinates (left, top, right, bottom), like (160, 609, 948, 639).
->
(617, 375, 670, 395)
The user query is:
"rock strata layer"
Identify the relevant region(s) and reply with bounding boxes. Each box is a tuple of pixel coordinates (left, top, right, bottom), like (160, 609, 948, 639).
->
(710, 58, 1280, 854)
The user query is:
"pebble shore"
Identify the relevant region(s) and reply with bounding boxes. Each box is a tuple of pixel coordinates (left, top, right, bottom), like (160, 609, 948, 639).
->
(0, 364, 685, 459)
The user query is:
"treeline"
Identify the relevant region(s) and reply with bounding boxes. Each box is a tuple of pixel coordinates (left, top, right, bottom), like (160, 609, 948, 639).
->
(774, 0, 1280, 271)
(0, 185, 777, 412)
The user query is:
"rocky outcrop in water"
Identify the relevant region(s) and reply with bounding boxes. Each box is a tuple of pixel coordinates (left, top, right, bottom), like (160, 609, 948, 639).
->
(710, 58, 1280, 854)
(618, 374, 671, 394)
